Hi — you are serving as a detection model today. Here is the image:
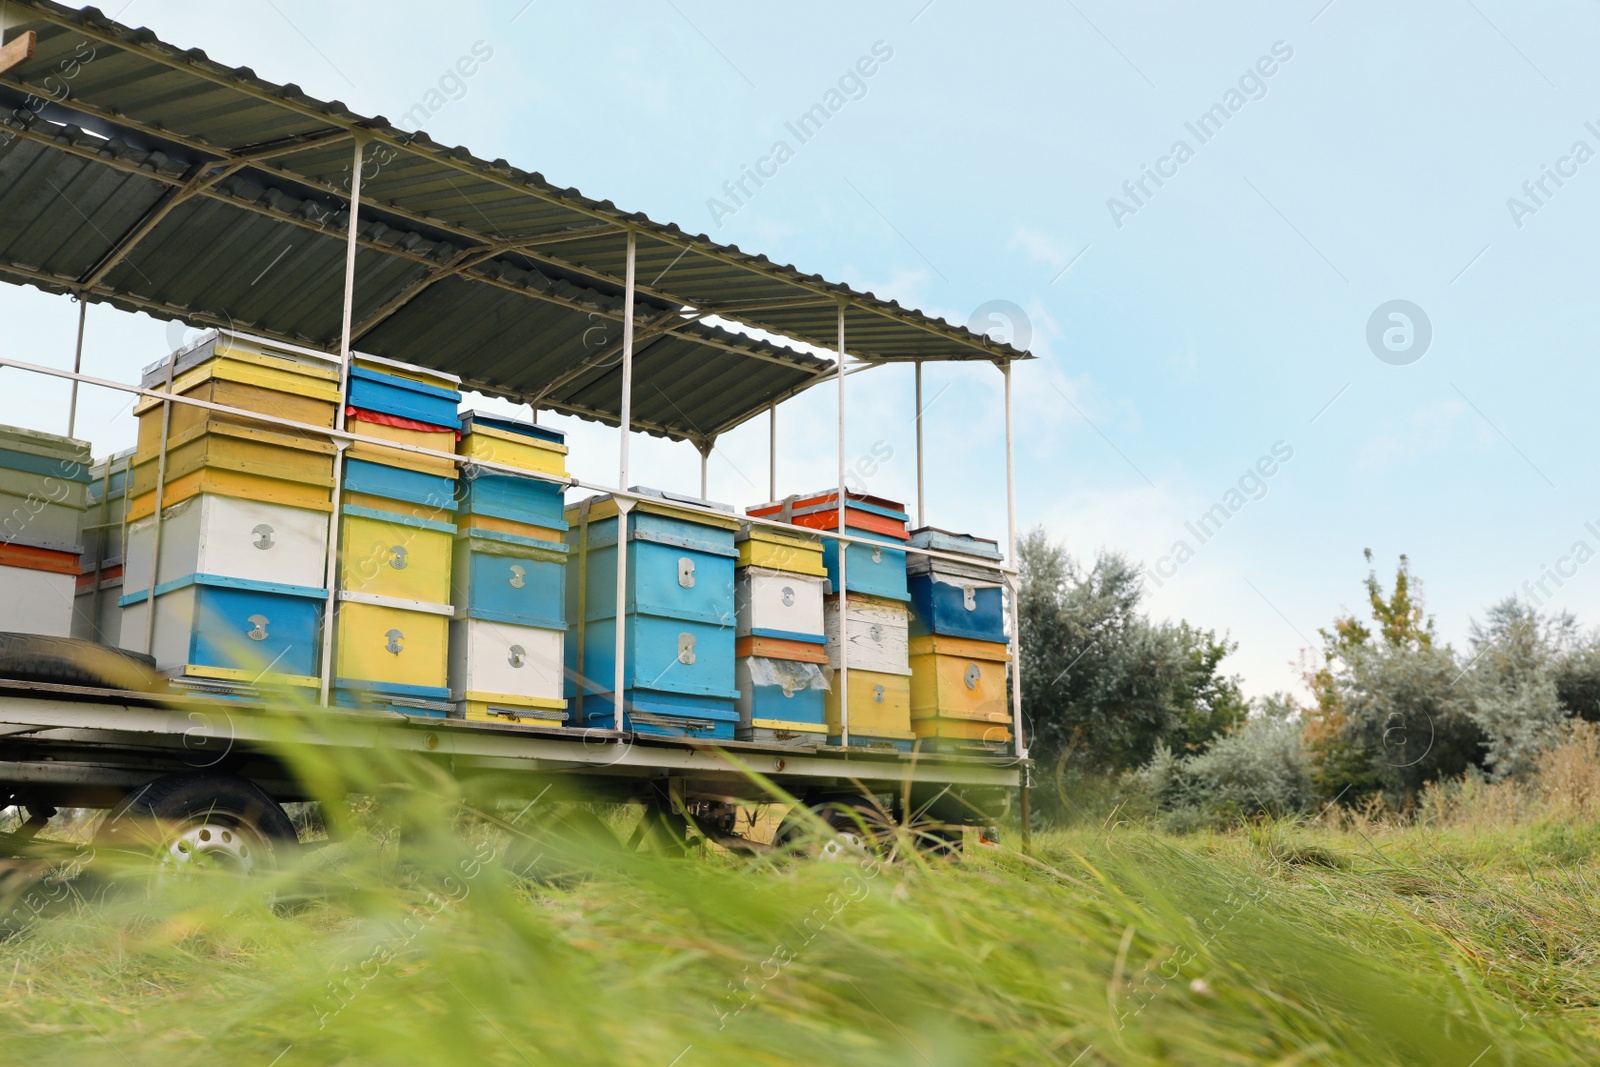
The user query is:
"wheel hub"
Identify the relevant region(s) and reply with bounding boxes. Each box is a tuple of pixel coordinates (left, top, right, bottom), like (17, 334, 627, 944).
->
(164, 819, 262, 874)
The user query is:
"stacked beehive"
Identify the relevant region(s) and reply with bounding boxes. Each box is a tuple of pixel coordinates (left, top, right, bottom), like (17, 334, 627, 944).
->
(905, 528, 1012, 752)
(748, 491, 915, 751)
(733, 522, 830, 745)
(72, 447, 134, 645)
(448, 412, 570, 725)
(333, 355, 462, 715)
(120, 332, 339, 691)
(0, 424, 94, 637)
(565, 488, 741, 739)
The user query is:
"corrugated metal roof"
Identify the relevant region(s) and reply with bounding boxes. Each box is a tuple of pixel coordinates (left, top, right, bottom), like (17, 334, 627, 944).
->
(0, 2, 1025, 444)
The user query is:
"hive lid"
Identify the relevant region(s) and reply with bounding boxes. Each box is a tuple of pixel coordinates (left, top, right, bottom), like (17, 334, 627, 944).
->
(907, 527, 1004, 560)
(0, 422, 92, 466)
(458, 411, 566, 447)
(140, 329, 340, 389)
(747, 490, 909, 522)
(566, 489, 742, 532)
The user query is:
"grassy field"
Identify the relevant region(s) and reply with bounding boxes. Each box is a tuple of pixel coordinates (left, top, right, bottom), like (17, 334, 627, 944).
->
(4, 748, 1600, 1065)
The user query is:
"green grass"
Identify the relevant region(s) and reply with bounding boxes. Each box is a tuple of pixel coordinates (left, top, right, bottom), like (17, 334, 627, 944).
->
(3, 806, 1599, 1065)
(4, 722, 1600, 1065)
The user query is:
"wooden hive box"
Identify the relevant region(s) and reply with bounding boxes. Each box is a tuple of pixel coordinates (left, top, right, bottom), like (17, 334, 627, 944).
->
(912, 717, 1013, 752)
(345, 409, 461, 477)
(735, 522, 826, 577)
(747, 492, 910, 602)
(0, 424, 94, 552)
(0, 543, 81, 637)
(907, 634, 1011, 723)
(449, 617, 566, 723)
(80, 448, 134, 571)
(823, 593, 912, 675)
(451, 530, 566, 630)
(136, 337, 341, 443)
(119, 574, 324, 686)
(337, 504, 455, 605)
(736, 566, 826, 643)
(72, 564, 122, 645)
(341, 457, 458, 515)
(456, 465, 567, 530)
(738, 718, 828, 746)
(564, 490, 741, 734)
(734, 656, 829, 729)
(824, 668, 912, 737)
(457, 412, 569, 479)
(346, 363, 462, 429)
(128, 420, 336, 522)
(333, 595, 451, 702)
(124, 494, 329, 596)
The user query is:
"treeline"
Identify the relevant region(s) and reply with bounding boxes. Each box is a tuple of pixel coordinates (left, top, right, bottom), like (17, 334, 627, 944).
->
(1019, 532, 1600, 826)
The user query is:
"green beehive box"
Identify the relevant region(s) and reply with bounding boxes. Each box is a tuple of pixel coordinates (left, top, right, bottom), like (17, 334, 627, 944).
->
(0, 424, 93, 552)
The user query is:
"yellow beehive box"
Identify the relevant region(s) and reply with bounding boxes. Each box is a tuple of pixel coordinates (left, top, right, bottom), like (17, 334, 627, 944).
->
(346, 418, 460, 478)
(136, 373, 339, 445)
(460, 693, 567, 726)
(132, 420, 336, 488)
(824, 668, 911, 736)
(457, 423, 568, 478)
(352, 354, 460, 394)
(334, 598, 449, 692)
(908, 634, 1011, 722)
(736, 522, 827, 577)
(127, 468, 334, 523)
(911, 717, 1013, 744)
(338, 505, 454, 604)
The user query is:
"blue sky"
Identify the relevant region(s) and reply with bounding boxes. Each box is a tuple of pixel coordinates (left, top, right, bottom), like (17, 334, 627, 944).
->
(4, 0, 1599, 699)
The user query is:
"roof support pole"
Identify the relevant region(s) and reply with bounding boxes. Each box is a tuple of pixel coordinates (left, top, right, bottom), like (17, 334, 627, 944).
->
(319, 135, 366, 706)
(66, 296, 85, 439)
(698, 442, 709, 499)
(914, 360, 925, 529)
(836, 301, 849, 748)
(614, 230, 637, 731)
(768, 403, 777, 500)
(1002, 359, 1026, 764)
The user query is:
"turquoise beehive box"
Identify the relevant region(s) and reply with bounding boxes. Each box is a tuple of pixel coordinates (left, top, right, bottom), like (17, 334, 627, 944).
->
(564, 489, 741, 739)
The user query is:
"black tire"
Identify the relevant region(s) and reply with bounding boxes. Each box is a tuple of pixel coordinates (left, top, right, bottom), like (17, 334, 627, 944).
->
(96, 771, 298, 876)
(0, 633, 162, 692)
(775, 799, 892, 858)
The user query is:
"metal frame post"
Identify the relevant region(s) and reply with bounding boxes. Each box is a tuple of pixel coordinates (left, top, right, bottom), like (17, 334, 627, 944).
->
(67, 296, 85, 439)
(614, 230, 637, 730)
(318, 136, 366, 706)
(141, 352, 179, 655)
(836, 302, 849, 747)
(914, 360, 925, 529)
(1003, 359, 1026, 761)
(698, 440, 709, 499)
(768, 403, 777, 501)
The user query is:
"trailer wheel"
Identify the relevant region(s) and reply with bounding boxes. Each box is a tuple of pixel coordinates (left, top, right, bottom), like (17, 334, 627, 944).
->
(97, 771, 298, 876)
(774, 799, 893, 859)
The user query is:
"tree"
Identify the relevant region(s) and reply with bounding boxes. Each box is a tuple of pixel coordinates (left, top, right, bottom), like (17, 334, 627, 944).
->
(1303, 550, 1482, 804)
(1463, 598, 1572, 780)
(1017, 528, 1244, 778)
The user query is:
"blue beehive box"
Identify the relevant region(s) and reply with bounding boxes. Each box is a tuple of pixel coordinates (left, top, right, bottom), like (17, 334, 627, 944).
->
(344, 457, 458, 513)
(119, 574, 324, 684)
(456, 465, 567, 529)
(347, 365, 462, 428)
(820, 533, 909, 602)
(576, 689, 741, 740)
(564, 490, 741, 734)
(905, 527, 1008, 642)
(451, 530, 566, 629)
